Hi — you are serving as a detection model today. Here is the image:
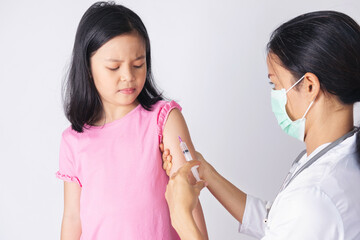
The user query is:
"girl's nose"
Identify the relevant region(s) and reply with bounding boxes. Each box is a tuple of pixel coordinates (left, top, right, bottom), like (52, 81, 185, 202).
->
(119, 66, 135, 82)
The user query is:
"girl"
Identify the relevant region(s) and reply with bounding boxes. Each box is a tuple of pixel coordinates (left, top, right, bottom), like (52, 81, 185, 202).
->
(163, 10, 360, 240)
(55, 2, 208, 239)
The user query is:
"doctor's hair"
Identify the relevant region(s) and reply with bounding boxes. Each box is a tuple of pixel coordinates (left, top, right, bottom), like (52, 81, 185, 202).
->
(62, 1, 163, 133)
(267, 10, 360, 162)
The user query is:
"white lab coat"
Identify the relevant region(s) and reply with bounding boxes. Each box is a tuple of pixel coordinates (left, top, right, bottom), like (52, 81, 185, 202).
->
(239, 134, 360, 239)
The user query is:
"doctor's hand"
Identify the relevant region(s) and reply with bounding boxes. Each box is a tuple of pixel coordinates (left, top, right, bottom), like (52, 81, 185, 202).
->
(160, 143, 216, 181)
(160, 143, 173, 176)
(165, 160, 206, 240)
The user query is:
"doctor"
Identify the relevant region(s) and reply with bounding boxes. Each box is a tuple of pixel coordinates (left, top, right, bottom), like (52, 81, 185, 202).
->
(162, 11, 360, 240)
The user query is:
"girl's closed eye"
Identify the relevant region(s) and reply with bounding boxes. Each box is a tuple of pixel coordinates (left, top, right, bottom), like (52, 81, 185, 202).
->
(134, 63, 145, 69)
(108, 66, 120, 71)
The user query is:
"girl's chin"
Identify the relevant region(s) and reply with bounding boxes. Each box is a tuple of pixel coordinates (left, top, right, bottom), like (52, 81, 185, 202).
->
(114, 96, 140, 107)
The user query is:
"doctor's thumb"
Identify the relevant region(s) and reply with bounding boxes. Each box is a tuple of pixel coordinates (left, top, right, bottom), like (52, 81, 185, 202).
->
(194, 180, 207, 195)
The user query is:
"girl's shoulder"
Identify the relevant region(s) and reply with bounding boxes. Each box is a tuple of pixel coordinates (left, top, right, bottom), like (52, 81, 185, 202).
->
(60, 100, 182, 138)
(61, 125, 81, 143)
(152, 99, 182, 112)
(155, 100, 182, 143)
(150, 100, 169, 111)
(154, 100, 182, 121)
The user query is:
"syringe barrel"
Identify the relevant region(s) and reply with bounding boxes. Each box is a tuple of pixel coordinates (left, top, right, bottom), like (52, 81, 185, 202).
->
(191, 165, 201, 182)
(179, 141, 200, 181)
(180, 142, 193, 161)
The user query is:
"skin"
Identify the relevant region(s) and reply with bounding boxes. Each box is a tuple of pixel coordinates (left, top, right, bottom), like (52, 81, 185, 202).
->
(162, 108, 208, 240)
(61, 182, 81, 240)
(60, 31, 208, 239)
(91, 32, 147, 124)
(267, 53, 354, 155)
(162, 52, 354, 239)
(165, 161, 206, 240)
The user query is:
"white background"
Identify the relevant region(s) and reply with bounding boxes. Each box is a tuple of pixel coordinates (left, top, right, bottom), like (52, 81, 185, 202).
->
(1, 0, 359, 239)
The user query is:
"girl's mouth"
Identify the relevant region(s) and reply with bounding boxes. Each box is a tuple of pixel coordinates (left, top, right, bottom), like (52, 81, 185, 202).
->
(118, 88, 136, 94)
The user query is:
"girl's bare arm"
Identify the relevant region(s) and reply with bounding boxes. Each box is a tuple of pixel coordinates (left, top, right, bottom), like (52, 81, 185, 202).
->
(61, 181, 82, 240)
(163, 109, 209, 240)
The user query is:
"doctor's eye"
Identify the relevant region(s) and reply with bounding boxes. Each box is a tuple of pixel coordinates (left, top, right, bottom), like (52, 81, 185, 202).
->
(268, 81, 275, 88)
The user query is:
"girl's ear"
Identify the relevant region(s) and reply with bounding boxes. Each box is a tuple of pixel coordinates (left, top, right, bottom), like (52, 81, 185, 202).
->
(303, 72, 320, 101)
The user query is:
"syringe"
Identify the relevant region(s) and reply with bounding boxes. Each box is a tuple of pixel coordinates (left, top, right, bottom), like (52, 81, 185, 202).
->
(178, 136, 201, 182)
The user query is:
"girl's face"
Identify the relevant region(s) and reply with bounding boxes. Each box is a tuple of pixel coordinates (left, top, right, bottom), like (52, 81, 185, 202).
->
(90, 31, 147, 109)
(266, 53, 309, 121)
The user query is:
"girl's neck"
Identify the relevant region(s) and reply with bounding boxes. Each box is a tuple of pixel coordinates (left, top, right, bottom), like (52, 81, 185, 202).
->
(304, 104, 353, 156)
(95, 101, 140, 126)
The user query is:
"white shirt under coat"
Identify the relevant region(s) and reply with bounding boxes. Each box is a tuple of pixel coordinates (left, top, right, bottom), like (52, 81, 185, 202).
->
(239, 134, 360, 239)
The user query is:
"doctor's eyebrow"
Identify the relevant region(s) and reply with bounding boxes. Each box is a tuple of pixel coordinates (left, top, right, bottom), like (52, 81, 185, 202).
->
(105, 55, 145, 62)
(268, 73, 274, 79)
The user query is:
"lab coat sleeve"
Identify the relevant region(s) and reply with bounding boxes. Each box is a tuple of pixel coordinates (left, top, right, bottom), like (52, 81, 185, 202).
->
(238, 194, 268, 239)
(261, 186, 343, 240)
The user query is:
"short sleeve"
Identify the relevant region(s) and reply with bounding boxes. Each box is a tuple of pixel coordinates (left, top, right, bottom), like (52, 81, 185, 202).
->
(239, 194, 268, 239)
(157, 100, 182, 143)
(55, 128, 82, 187)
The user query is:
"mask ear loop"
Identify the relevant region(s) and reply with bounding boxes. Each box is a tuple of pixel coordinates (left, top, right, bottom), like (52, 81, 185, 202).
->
(286, 75, 305, 93)
(301, 97, 316, 120)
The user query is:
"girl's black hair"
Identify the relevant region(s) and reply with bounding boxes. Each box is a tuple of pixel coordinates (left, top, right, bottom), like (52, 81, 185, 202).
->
(267, 11, 360, 162)
(62, 1, 163, 133)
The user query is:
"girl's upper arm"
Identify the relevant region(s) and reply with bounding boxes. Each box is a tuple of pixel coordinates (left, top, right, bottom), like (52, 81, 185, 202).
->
(162, 107, 209, 239)
(63, 181, 81, 219)
(162, 108, 197, 179)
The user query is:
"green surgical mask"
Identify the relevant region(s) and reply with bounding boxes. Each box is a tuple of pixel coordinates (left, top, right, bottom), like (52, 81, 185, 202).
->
(271, 75, 315, 142)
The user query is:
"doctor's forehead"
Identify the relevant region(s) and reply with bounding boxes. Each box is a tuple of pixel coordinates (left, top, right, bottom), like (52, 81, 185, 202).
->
(266, 54, 278, 78)
(266, 53, 289, 79)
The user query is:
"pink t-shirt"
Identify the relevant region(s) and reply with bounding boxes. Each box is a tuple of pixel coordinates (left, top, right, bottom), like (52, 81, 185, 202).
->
(56, 100, 181, 240)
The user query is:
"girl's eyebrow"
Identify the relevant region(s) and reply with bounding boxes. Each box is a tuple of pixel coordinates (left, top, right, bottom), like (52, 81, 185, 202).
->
(105, 55, 145, 62)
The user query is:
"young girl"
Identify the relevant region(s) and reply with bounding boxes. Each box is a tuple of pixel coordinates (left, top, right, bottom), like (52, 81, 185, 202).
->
(55, 2, 208, 239)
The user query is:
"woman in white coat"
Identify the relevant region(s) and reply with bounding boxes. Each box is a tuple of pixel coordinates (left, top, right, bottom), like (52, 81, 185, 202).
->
(162, 11, 360, 240)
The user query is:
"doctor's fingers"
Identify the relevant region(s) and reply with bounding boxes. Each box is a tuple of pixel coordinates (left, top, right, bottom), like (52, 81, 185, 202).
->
(177, 160, 201, 177)
(162, 148, 170, 159)
(166, 159, 172, 176)
(162, 155, 172, 173)
(195, 151, 205, 161)
(193, 181, 206, 196)
(163, 160, 172, 176)
(162, 149, 171, 163)
(159, 143, 164, 152)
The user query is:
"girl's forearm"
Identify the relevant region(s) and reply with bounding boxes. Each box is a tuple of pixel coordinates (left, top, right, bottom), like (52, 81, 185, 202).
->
(173, 210, 204, 240)
(192, 201, 209, 240)
(205, 169, 247, 223)
(61, 215, 82, 240)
